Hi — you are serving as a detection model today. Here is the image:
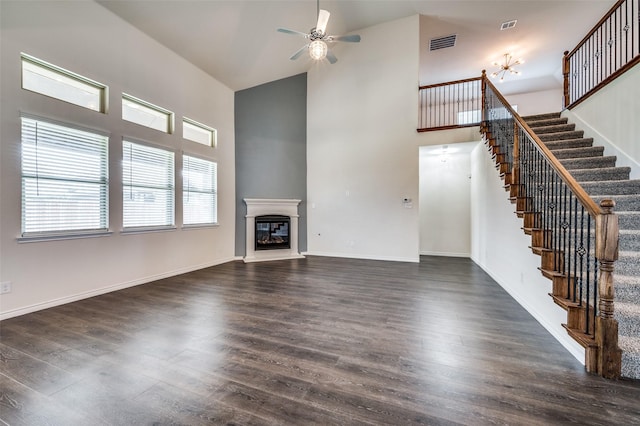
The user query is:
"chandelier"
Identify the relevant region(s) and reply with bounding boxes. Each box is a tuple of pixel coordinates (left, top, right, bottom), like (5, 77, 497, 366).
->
(491, 53, 523, 82)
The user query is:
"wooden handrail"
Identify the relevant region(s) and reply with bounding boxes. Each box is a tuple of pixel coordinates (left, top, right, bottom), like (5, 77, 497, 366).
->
(483, 76, 603, 218)
(418, 76, 482, 91)
(417, 123, 479, 133)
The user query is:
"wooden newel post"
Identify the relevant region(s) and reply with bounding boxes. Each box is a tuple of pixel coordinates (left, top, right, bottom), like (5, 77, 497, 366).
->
(595, 199, 622, 378)
(563, 51, 570, 109)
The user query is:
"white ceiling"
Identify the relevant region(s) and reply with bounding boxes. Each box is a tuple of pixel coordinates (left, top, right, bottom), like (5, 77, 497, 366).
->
(96, 0, 614, 92)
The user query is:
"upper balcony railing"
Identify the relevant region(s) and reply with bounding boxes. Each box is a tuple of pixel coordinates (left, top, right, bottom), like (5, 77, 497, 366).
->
(418, 77, 483, 131)
(564, 0, 640, 108)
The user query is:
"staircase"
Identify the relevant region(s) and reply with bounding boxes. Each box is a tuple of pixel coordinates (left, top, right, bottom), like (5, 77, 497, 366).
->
(522, 112, 640, 380)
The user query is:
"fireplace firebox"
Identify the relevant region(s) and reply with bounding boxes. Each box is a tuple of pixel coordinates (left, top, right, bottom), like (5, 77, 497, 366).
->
(255, 215, 290, 251)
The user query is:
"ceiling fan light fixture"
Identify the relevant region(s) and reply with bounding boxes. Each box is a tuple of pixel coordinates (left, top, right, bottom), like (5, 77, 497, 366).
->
(277, 0, 360, 64)
(309, 39, 328, 60)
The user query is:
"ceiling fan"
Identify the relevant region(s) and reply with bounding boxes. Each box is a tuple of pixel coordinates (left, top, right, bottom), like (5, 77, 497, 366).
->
(276, 0, 361, 64)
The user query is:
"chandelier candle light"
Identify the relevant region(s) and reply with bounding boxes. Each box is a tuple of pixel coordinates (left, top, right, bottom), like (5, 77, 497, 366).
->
(491, 53, 523, 82)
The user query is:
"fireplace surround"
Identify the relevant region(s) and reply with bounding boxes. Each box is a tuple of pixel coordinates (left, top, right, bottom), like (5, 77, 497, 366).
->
(244, 198, 304, 263)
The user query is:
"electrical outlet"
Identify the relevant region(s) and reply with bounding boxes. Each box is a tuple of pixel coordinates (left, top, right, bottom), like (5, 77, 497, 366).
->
(0, 281, 11, 294)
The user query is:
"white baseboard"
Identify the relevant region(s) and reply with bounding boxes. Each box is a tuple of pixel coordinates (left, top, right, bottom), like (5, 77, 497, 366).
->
(304, 251, 419, 263)
(420, 250, 470, 258)
(0, 256, 237, 321)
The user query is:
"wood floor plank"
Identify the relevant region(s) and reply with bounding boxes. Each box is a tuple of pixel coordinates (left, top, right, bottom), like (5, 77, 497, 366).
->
(0, 373, 102, 425)
(1, 255, 640, 425)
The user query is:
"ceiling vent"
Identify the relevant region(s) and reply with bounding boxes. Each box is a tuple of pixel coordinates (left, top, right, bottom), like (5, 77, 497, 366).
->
(429, 34, 457, 51)
(500, 20, 517, 30)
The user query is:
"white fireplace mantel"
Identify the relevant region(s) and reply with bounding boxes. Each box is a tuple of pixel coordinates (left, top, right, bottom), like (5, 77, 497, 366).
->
(244, 198, 304, 263)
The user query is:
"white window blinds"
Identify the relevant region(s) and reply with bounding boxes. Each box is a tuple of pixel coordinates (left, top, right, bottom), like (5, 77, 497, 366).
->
(122, 141, 175, 229)
(183, 155, 217, 225)
(21, 116, 109, 235)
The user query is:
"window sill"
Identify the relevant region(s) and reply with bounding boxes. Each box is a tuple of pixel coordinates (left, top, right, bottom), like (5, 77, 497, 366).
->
(121, 226, 177, 235)
(18, 230, 113, 243)
(182, 223, 219, 230)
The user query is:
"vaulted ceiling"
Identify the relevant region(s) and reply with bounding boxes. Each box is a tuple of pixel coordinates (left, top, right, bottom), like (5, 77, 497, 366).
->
(96, 0, 613, 93)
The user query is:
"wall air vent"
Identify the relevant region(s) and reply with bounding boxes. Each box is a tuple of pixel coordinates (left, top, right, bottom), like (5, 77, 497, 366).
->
(429, 34, 457, 51)
(500, 20, 517, 30)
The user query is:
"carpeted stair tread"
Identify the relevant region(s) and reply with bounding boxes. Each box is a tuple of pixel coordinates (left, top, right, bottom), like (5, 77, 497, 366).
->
(615, 251, 640, 276)
(560, 156, 617, 170)
(551, 146, 605, 159)
(615, 301, 640, 316)
(530, 123, 576, 133)
(615, 302, 640, 337)
(538, 130, 585, 142)
(529, 123, 576, 134)
(614, 274, 640, 286)
(522, 112, 561, 122)
(581, 180, 640, 196)
(543, 138, 594, 150)
(571, 166, 630, 182)
(614, 281, 640, 305)
(617, 212, 640, 230)
(619, 335, 640, 379)
(619, 229, 640, 250)
(525, 117, 569, 128)
(592, 194, 640, 211)
(614, 274, 640, 303)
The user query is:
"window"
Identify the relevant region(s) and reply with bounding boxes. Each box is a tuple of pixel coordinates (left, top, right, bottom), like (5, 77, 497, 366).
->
(457, 109, 482, 125)
(21, 54, 107, 113)
(122, 141, 175, 229)
(21, 116, 109, 236)
(122, 94, 173, 133)
(183, 117, 217, 147)
(183, 155, 217, 225)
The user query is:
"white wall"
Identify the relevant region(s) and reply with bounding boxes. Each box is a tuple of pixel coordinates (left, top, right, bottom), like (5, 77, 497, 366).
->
(306, 15, 421, 262)
(564, 66, 640, 179)
(0, 1, 236, 319)
(470, 143, 584, 363)
(419, 143, 477, 257)
(505, 88, 564, 117)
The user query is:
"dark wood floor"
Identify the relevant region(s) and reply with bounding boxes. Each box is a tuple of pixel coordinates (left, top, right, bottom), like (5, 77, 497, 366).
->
(1, 256, 639, 425)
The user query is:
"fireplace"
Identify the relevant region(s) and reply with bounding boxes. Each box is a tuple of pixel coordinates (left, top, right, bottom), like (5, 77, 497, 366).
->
(255, 215, 290, 251)
(244, 198, 304, 263)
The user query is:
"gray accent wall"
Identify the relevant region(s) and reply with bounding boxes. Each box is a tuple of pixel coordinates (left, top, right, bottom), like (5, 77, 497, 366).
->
(235, 73, 307, 257)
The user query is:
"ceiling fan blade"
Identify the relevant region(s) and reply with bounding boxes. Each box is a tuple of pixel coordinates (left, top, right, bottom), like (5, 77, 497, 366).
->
(326, 49, 338, 64)
(333, 34, 361, 43)
(289, 45, 309, 61)
(277, 28, 309, 37)
(316, 9, 330, 34)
